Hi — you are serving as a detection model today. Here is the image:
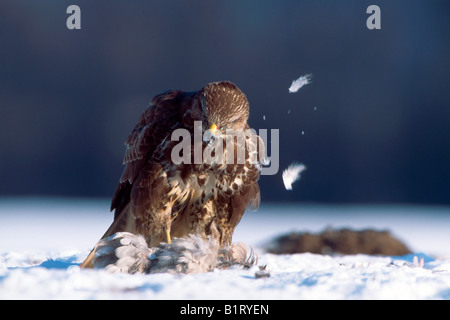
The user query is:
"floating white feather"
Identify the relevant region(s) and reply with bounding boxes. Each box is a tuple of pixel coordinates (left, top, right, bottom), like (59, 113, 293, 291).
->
(288, 74, 312, 93)
(282, 163, 306, 190)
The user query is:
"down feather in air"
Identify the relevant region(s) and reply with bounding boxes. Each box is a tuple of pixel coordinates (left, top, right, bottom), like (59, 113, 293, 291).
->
(282, 162, 307, 190)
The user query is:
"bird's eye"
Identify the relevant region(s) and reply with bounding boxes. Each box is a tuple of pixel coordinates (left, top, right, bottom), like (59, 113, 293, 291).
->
(221, 123, 231, 133)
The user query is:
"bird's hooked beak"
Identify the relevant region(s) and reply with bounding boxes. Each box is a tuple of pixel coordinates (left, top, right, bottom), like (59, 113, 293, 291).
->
(203, 123, 221, 143)
(209, 123, 218, 134)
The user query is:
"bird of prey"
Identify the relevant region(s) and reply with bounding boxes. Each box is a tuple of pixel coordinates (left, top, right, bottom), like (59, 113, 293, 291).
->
(81, 81, 265, 268)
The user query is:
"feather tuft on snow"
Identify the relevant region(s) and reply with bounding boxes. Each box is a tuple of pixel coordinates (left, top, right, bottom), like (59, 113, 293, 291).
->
(217, 242, 258, 269)
(147, 234, 220, 274)
(282, 162, 306, 190)
(93, 232, 155, 274)
(92, 232, 257, 274)
(288, 74, 312, 93)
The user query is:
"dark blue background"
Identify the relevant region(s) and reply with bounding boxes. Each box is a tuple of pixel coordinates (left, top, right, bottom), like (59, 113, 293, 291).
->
(1, 1, 449, 204)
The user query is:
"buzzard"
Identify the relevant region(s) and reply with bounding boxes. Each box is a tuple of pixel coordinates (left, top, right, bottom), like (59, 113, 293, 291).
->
(81, 81, 265, 268)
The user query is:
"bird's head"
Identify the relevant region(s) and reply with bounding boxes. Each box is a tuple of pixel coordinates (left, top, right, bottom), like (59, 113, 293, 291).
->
(199, 81, 249, 142)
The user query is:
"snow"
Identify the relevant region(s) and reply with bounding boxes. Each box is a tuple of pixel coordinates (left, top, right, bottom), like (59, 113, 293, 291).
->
(1, 198, 450, 299)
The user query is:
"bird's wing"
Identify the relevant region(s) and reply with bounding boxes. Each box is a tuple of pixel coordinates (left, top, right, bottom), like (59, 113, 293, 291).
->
(81, 90, 185, 268)
(229, 168, 261, 229)
(110, 90, 184, 218)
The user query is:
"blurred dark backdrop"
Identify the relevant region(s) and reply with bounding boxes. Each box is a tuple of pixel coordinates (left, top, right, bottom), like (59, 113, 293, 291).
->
(1, 1, 449, 205)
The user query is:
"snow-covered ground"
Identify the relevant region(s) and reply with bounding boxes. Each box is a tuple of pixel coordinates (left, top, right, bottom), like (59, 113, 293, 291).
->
(1, 198, 449, 299)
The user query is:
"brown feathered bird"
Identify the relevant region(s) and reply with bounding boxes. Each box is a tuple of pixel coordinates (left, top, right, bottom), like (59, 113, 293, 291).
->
(81, 81, 265, 268)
